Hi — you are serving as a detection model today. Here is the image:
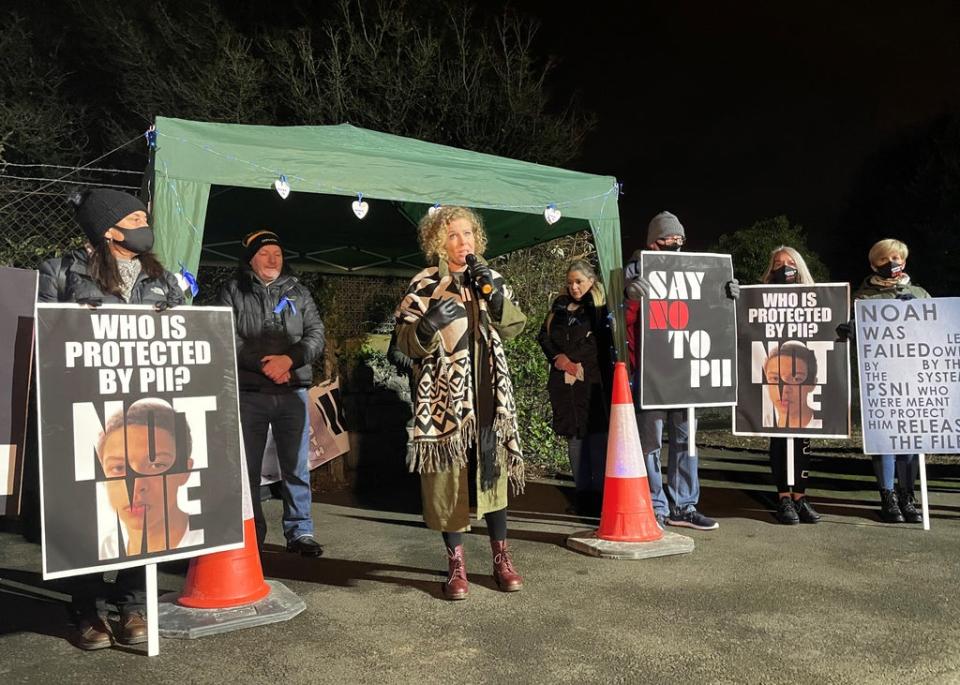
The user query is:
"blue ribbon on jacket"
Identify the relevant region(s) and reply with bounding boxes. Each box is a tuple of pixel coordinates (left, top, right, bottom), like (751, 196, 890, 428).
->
(274, 296, 297, 316)
(178, 262, 199, 297)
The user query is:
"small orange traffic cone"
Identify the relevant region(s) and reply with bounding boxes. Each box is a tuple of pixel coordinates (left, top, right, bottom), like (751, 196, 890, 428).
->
(177, 451, 270, 609)
(177, 516, 271, 608)
(596, 362, 663, 542)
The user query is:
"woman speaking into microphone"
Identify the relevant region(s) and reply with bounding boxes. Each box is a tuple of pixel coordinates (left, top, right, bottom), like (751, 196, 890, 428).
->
(393, 205, 527, 601)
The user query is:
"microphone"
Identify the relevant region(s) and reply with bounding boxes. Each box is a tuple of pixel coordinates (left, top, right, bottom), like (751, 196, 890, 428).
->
(465, 254, 493, 296)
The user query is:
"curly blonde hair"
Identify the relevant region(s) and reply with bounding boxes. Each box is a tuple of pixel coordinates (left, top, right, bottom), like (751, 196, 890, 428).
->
(417, 206, 487, 265)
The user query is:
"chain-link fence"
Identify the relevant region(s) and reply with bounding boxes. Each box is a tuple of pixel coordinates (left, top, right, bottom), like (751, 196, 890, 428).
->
(0, 163, 142, 268)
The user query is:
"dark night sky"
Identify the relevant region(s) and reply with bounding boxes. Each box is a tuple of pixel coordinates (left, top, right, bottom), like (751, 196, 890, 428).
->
(509, 1, 960, 264)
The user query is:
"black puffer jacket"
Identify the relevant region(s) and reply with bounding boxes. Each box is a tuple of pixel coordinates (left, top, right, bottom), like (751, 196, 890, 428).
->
(537, 295, 614, 438)
(218, 265, 325, 391)
(37, 249, 184, 306)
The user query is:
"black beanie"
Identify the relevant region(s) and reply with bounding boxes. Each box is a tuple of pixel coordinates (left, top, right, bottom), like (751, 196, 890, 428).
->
(69, 189, 147, 246)
(241, 230, 283, 263)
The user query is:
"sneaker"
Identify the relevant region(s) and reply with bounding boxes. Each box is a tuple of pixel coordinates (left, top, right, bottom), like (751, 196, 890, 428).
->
(794, 496, 821, 524)
(655, 513, 667, 530)
(667, 509, 719, 531)
(286, 535, 324, 557)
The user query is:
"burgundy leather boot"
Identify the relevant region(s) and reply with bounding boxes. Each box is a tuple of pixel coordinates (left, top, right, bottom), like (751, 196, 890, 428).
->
(443, 545, 468, 600)
(490, 540, 523, 592)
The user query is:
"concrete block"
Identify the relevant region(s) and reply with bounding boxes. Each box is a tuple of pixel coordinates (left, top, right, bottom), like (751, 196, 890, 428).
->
(157, 580, 306, 639)
(566, 529, 694, 559)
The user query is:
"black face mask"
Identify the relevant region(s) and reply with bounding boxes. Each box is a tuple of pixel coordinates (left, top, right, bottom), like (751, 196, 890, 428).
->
(770, 265, 798, 284)
(113, 225, 155, 255)
(876, 260, 903, 280)
(657, 241, 682, 252)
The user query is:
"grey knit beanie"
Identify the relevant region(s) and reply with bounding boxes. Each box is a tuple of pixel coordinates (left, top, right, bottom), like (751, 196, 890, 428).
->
(646, 211, 685, 246)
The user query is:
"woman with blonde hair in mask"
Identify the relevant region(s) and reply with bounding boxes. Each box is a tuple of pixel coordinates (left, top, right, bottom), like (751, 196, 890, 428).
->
(847, 239, 928, 523)
(759, 246, 822, 524)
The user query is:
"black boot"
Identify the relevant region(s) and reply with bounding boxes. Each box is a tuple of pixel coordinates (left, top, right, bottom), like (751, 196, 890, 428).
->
(879, 488, 905, 523)
(794, 496, 821, 524)
(896, 487, 923, 524)
(775, 496, 799, 525)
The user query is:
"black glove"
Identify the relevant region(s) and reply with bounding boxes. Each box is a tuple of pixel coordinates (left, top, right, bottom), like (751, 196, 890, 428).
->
(469, 261, 505, 319)
(416, 298, 460, 345)
(624, 276, 652, 301)
(154, 300, 176, 312)
(726, 279, 741, 300)
(836, 320, 855, 342)
(469, 262, 496, 298)
(76, 297, 103, 308)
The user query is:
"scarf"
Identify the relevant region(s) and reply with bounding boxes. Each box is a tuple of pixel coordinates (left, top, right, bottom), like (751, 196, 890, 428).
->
(116, 256, 142, 302)
(868, 273, 911, 290)
(396, 264, 525, 494)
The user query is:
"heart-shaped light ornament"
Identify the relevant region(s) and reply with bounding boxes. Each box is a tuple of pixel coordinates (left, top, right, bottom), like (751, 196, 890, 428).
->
(352, 192, 369, 219)
(428, 203, 441, 216)
(544, 204, 562, 225)
(274, 175, 291, 199)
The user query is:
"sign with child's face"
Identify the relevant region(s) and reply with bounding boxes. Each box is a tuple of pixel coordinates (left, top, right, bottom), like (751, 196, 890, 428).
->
(35, 304, 244, 579)
(733, 284, 851, 438)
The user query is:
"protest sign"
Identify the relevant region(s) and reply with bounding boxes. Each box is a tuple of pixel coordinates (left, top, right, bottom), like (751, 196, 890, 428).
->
(0, 267, 39, 515)
(856, 297, 960, 455)
(308, 378, 350, 466)
(35, 304, 245, 579)
(260, 378, 350, 485)
(734, 284, 851, 438)
(639, 252, 738, 408)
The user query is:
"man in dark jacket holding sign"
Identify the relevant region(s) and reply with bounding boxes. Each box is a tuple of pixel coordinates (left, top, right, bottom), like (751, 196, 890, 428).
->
(624, 211, 739, 531)
(219, 230, 325, 556)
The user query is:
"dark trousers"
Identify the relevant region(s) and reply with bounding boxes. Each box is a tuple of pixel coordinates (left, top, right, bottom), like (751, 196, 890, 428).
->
(239, 390, 310, 549)
(65, 568, 145, 617)
(769, 437, 811, 494)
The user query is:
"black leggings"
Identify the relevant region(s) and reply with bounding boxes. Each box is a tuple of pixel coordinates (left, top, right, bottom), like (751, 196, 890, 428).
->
(769, 438, 811, 494)
(442, 508, 508, 549)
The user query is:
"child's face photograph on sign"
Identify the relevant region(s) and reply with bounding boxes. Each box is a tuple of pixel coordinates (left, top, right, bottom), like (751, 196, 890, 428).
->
(761, 342, 820, 429)
(95, 398, 200, 559)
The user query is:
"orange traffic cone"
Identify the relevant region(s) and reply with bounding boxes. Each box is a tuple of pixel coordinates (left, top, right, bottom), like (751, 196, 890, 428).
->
(177, 450, 270, 609)
(596, 362, 663, 542)
(177, 516, 271, 608)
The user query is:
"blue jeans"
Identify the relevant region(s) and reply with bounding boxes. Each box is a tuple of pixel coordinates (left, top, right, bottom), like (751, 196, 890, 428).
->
(240, 388, 314, 547)
(638, 408, 698, 516)
(872, 454, 919, 491)
(567, 433, 608, 494)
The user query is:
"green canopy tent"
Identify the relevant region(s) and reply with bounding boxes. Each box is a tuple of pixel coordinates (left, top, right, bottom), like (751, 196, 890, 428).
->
(149, 116, 625, 353)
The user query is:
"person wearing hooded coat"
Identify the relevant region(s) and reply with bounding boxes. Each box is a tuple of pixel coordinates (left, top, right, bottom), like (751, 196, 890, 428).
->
(217, 230, 326, 555)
